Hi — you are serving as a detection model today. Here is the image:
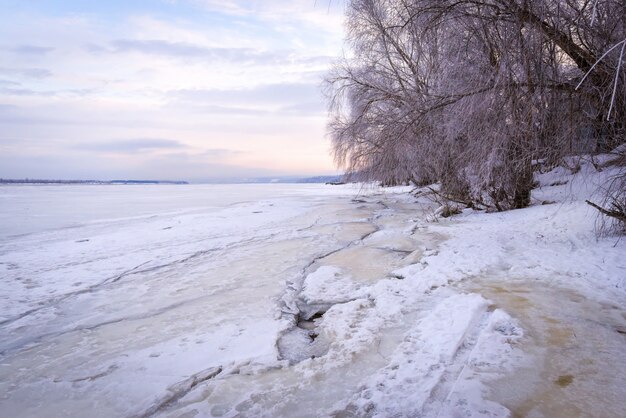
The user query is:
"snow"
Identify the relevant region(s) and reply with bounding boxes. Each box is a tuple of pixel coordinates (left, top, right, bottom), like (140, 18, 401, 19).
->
(1, 161, 625, 417)
(334, 294, 492, 417)
(300, 266, 364, 305)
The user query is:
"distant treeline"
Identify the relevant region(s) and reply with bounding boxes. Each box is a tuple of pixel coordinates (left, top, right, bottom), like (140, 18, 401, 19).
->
(0, 177, 347, 185)
(198, 175, 345, 184)
(0, 179, 189, 185)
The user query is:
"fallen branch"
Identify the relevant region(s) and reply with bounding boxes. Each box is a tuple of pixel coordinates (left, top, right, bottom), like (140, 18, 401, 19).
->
(425, 186, 478, 209)
(585, 200, 626, 223)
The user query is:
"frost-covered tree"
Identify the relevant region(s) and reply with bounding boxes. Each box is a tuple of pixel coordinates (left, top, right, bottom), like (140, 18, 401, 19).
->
(326, 0, 626, 211)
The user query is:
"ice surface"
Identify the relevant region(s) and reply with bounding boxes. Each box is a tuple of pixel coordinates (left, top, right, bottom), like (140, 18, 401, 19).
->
(1, 183, 436, 417)
(1, 161, 625, 417)
(300, 266, 364, 305)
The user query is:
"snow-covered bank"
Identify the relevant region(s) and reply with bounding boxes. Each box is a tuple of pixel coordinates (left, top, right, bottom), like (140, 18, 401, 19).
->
(0, 164, 624, 417)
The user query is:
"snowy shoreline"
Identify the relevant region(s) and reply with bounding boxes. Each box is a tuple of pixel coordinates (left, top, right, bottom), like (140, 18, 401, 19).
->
(1, 164, 625, 417)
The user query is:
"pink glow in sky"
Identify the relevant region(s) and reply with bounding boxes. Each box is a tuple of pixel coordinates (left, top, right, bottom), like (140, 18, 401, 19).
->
(0, 0, 346, 181)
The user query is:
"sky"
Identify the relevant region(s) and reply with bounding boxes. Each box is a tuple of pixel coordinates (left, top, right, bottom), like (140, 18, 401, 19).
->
(0, 0, 346, 181)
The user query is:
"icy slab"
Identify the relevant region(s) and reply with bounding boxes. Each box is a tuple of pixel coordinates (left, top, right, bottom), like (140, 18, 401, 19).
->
(300, 266, 364, 306)
(333, 293, 503, 417)
(440, 309, 524, 418)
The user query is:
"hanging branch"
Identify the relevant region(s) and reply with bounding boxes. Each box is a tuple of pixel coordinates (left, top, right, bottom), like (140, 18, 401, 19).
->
(575, 37, 626, 121)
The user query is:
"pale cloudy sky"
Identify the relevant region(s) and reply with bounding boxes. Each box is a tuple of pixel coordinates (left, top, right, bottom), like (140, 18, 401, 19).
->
(0, 0, 346, 181)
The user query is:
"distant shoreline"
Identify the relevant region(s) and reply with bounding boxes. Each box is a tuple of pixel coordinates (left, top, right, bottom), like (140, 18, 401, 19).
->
(0, 175, 345, 185)
(0, 179, 189, 185)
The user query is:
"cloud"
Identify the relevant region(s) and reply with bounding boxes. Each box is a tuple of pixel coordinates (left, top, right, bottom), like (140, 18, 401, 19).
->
(10, 45, 55, 55)
(136, 150, 280, 181)
(0, 149, 276, 182)
(0, 103, 18, 111)
(170, 82, 321, 106)
(0, 2, 342, 179)
(76, 138, 187, 153)
(0, 80, 21, 88)
(298, 56, 335, 66)
(198, 148, 243, 157)
(183, 0, 345, 35)
(0, 67, 53, 79)
(279, 101, 325, 115)
(95, 39, 284, 65)
(112, 39, 211, 57)
(175, 104, 271, 116)
(0, 87, 91, 98)
(166, 82, 326, 117)
(0, 87, 55, 97)
(88, 39, 333, 67)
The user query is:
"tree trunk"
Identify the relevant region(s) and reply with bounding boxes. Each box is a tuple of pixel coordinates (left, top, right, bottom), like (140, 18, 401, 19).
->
(513, 162, 533, 209)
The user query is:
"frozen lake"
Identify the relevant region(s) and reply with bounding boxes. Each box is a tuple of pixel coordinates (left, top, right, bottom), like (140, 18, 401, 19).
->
(0, 184, 362, 239)
(0, 183, 452, 417)
(1, 181, 624, 417)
